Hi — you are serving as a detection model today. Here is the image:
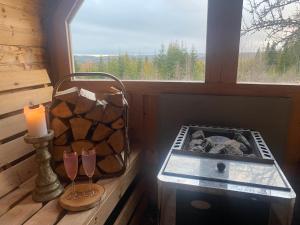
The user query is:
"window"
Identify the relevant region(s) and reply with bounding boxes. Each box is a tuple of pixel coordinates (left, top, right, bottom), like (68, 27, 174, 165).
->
(70, 0, 208, 81)
(238, 0, 300, 84)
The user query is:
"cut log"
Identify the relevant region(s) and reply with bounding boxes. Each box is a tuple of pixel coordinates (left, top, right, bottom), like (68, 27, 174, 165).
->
(97, 155, 123, 174)
(55, 87, 79, 105)
(51, 118, 69, 138)
(70, 118, 92, 140)
(55, 163, 67, 178)
(102, 104, 123, 123)
(107, 130, 125, 154)
(95, 141, 114, 157)
(111, 118, 125, 129)
(105, 93, 124, 107)
(51, 102, 73, 118)
(74, 88, 96, 114)
(71, 141, 94, 155)
(79, 163, 101, 176)
(53, 133, 68, 145)
(92, 124, 113, 142)
(51, 145, 71, 161)
(85, 100, 106, 121)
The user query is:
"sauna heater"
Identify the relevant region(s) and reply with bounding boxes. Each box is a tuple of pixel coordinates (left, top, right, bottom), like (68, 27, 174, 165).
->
(157, 125, 296, 225)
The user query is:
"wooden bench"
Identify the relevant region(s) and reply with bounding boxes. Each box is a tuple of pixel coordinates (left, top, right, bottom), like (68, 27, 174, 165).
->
(0, 70, 143, 225)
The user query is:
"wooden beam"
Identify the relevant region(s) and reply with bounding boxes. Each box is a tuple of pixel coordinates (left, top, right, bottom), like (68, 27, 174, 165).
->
(205, 0, 243, 84)
(47, 0, 84, 83)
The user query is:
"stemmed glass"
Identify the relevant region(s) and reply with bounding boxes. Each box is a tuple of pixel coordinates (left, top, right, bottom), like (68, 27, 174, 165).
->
(63, 151, 78, 199)
(82, 148, 96, 196)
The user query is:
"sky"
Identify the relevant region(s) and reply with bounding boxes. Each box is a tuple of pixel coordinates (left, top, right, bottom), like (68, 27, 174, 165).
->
(70, 0, 285, 55)
(70, 0, 208, 55)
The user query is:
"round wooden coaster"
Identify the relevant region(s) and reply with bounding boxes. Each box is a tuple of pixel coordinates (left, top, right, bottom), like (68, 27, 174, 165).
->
(59, 183, 105, 212)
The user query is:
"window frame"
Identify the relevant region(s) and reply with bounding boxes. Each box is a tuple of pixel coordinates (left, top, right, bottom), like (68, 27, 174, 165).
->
(48, 0, 300, 90)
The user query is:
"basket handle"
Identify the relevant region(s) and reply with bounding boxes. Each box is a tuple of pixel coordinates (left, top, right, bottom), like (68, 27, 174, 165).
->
(53, 72, 128, 100)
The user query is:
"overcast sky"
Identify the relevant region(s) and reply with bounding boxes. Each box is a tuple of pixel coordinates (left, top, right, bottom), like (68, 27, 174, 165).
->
(70, 0, 266, 55)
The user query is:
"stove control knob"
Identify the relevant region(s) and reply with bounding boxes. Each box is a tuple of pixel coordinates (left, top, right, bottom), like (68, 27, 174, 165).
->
(217, 162, 226, 172)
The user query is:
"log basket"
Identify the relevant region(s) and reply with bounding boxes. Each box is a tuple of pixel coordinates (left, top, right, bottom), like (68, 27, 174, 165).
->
(49, 72, 130, 181)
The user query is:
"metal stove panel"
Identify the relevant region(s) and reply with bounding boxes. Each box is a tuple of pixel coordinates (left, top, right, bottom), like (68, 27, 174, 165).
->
(163, 153, 289, 191)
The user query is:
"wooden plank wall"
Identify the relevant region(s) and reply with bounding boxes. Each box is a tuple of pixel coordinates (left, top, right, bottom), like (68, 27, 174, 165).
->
(0, 0, 52, 211)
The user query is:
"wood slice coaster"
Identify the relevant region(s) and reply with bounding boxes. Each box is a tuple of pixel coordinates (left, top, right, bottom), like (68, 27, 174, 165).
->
(59, 183, 105, 211)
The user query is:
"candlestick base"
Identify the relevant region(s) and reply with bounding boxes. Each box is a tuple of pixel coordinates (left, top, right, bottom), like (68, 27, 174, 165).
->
(24, 130, 64, 202)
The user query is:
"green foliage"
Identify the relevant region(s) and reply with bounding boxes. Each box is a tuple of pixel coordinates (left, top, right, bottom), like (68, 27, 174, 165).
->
(74, 42, 205, 80)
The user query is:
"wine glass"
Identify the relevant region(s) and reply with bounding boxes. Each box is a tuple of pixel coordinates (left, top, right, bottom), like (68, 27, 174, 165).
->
(63, 151, 78, 199)
(82, 148, 96, 196)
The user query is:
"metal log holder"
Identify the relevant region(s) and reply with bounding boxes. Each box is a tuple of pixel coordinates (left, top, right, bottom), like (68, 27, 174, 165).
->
(51, 72, 130, 180)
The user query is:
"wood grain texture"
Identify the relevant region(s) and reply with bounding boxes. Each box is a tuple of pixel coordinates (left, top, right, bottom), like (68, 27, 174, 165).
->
(0, 155, 36, 198)
(57, 149, 141, 225)
(0, 62, 45, 72)
(0, 3, 43, 31)
(0, 86, 52, 115)
(24, 199, 64, 225)
(0, 114, 26, 140)
(0, 195, 42, 225)
(113, 180, 145, 225)
(0, 175, 35, 216)
(0, 0, 41, 15)
(0, 46, 45, 71)
(0, 69, 50, 92)
(0, 136, 34, 167)
(0, 25, 44, 47)
(205, 0, 243, 83)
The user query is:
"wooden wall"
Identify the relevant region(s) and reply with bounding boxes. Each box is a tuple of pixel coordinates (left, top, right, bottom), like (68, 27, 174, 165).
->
(0, 0, 48, 72)
(0, 0, 53, 198)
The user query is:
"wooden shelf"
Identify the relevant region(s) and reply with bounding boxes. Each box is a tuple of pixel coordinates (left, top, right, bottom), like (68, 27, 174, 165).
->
(0, 149, 141, 225)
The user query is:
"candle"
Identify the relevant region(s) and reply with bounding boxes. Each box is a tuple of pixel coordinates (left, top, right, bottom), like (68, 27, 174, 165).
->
(24, 105, 48, 137)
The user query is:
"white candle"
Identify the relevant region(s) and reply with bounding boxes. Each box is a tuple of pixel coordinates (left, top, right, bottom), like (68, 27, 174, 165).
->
(24, 105, 48, 137)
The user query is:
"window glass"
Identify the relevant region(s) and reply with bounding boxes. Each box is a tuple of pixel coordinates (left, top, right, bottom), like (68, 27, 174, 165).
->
(238, 0, 300, 84)
(70, 0, 207, 81)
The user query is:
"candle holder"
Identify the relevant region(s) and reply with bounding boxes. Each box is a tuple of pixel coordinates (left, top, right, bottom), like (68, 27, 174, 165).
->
(24, 130, 64, 202)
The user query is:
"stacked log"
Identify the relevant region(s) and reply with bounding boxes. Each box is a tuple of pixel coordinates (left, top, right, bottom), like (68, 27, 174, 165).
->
(50, 87, 127, 180)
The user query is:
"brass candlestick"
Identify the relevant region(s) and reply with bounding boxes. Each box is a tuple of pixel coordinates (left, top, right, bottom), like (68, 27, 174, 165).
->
(24, 130, 64, 202)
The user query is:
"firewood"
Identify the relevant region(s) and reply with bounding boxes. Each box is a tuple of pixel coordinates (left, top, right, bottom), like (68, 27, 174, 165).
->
(52, 145, 71, 161)
(107, 130, 125, 154)
(92, 124, 113, 141)
(53, 132, 68, 145)
(95, 141, 114, 157)
(74, 88, 96, 114)
(55, 87, 79, 105)
(70, 117, 92, 140)
(55, 163, 67, 178)
(105, 93, 124, 107)
(51, 117, 69, 138)
(97, 155, 123, 173)
(102, 104, 123, 123)
(71, 140, 94, 155)
(51, 101, 73, 118)
(85, 100, 106, 121)
(79, 163, 101, 176)
(111, 118, 125, 129)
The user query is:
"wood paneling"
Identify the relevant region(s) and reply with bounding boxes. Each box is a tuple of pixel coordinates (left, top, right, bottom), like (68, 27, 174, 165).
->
(0, 3, 43, 31)
(0, 195, 42, 225)
(0, 46, 45, 70)
(0, 176, 35, 216)
(0, 136, 34, 167)
(0, 86, 52, 115)
(0, 69, 50, 91)
(0, 0, 41, 15)
(0, 26, 44, 47)
(0, 155, 36, 198)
